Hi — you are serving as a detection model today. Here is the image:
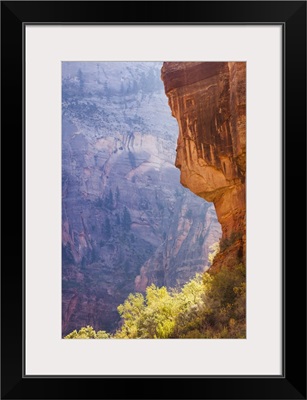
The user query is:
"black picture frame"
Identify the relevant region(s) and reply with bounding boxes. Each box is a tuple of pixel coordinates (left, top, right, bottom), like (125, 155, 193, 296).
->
(1, 1, 306, 399)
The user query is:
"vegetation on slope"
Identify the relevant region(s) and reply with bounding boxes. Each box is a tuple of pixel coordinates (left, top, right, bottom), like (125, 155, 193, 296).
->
(64, 244, 246, 339)
(113, 264, 245, 339)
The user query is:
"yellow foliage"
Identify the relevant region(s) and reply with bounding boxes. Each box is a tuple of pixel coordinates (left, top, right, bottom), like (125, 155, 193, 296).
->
(64, 325, 110, 339)
(65, 264, 246, 340)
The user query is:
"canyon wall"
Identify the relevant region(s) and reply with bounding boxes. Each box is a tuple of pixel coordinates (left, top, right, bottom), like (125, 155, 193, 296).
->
(161, 62, 246, 271)
(62, 62, 221, 335)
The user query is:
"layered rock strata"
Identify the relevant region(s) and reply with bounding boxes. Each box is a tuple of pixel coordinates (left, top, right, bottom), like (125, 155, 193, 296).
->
(161, 62, 246, 270)
(62, 62, 221, 335)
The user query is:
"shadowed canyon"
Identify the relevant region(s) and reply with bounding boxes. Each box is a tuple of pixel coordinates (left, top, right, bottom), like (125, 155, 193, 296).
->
(62, 62, 223, 335)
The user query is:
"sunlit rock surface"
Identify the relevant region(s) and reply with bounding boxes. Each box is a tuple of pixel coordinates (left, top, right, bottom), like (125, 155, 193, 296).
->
(162, 62, 246, 271)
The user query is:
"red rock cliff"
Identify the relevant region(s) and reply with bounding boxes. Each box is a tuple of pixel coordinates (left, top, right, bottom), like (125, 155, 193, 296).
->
(161, 62, 246, 270)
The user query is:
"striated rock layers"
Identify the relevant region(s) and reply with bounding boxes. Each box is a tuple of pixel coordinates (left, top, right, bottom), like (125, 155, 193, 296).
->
(161, 62, 246, 271)
(62, 62, 221, 335)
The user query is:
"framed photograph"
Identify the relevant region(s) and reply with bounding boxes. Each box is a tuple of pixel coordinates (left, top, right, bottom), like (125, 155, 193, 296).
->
(1, 1, 306, 399)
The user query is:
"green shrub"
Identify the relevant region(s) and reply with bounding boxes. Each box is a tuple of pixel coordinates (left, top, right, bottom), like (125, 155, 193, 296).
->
(64, 325, 110, 339)
(65, 264, 246, 339)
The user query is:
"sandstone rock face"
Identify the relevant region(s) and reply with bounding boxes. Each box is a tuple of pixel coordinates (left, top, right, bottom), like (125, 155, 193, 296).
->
(62, 62, 221, 335)
(161, 62, 246, 270)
